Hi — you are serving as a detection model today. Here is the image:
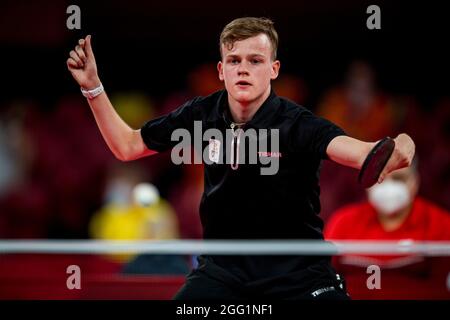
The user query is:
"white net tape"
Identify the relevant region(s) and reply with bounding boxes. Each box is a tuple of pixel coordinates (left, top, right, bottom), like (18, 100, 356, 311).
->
(0, 240, 450, 255)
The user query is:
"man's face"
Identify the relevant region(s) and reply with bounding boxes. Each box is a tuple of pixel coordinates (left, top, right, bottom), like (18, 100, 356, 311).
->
(217, 34, 280, 105)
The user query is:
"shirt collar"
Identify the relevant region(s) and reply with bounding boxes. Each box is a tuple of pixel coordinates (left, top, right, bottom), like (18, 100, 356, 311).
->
(207, 89, 281, 129)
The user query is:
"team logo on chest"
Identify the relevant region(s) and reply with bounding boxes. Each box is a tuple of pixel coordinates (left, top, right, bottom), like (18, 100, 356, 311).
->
(208, 139, 221, 163)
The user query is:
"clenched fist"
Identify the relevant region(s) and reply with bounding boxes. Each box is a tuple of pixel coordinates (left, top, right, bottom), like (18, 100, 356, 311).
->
(67, 35, 101, 90)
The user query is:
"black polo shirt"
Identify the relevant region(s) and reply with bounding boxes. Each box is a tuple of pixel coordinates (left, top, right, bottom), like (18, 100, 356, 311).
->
(141, 89, 346, 281)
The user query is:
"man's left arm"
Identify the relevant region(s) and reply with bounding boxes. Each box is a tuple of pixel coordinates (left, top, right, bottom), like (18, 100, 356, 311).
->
(326, 133, 415, 184)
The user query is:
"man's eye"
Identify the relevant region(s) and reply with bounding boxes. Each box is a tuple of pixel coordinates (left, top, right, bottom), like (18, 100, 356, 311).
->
(230, 59, 239, 64)
(252, 59, 261, 64)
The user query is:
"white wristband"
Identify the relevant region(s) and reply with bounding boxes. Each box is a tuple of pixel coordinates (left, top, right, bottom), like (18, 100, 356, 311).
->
(81, 83, 104, 100)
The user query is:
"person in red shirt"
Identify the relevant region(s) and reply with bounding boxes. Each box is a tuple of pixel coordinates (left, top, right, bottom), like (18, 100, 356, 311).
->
(325, 160, 450, 299)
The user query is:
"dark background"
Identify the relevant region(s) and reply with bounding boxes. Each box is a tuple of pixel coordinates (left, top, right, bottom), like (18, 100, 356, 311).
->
(1, 0, 448, 108)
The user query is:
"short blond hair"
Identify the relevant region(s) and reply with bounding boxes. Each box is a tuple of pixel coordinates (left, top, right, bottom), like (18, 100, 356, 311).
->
(220, 17, 278, 60)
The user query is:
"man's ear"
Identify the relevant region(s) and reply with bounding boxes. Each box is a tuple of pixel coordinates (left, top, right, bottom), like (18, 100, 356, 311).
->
(271, 60, 280, 80)
(217, 61, 224, 81)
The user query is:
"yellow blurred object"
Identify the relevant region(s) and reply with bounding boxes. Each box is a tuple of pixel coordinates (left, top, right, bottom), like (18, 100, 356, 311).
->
(89, 199, 179, 262)
(111, 92, 155, 129)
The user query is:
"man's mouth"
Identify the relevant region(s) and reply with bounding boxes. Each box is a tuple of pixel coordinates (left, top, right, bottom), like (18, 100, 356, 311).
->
(236, 80, 252, 88)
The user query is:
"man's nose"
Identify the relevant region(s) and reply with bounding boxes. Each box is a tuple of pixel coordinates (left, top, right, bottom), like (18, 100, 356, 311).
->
(237, 62, 249, 75)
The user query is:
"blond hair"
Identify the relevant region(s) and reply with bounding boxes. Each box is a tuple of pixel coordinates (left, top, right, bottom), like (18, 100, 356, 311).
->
(220, 17, 278, 60)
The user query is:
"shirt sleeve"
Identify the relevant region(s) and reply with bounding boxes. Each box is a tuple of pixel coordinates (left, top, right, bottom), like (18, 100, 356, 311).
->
(291, 111, 347, 159)
(140, 98, 199, 152)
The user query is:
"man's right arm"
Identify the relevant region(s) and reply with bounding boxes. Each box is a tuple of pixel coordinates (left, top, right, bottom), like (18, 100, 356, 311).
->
(66, 35, 157, 161)
(86, 92, 157, 161)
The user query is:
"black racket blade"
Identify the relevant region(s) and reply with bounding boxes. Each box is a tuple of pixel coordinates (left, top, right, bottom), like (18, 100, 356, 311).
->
(358, 137, 395, 188)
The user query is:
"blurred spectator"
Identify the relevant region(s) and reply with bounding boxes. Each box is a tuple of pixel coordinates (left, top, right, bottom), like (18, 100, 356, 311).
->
(32, 96, 113, 237)
(317, 60, 395, 141)
(272, 73, 308, 105)
(0, 103, 31, 195)
(324, 159, 450, 299)
(318, 60, 397, 221)
(89, 163, 190, 274)
(1, 96, 117, 238)
(89, 163, 177, 243)
(0, 101, 50, 238)
(419, 98, 450, 211)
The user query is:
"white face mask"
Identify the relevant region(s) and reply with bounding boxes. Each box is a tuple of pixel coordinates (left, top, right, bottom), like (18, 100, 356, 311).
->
(368, 180, 411, 216)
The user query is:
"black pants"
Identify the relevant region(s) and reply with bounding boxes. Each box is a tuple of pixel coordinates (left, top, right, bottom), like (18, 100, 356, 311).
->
(174, 256, 350, 300)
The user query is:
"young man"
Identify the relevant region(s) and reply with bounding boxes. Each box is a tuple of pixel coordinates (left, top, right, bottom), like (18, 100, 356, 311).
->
(67, 17, 415, 299)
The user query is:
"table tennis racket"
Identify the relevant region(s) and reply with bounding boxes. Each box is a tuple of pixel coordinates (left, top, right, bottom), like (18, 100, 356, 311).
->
(358, 137, 396, 188)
